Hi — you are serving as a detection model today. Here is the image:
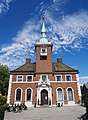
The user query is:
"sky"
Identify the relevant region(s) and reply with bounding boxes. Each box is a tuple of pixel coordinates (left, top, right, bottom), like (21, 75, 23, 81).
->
(0, 0, 88, 84)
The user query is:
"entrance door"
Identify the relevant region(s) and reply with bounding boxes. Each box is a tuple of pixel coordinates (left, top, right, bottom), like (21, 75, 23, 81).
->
(41, 89, 48, 105)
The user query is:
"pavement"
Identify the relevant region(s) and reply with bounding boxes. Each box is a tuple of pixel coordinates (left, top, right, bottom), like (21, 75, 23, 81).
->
(4, 105, 86, 120)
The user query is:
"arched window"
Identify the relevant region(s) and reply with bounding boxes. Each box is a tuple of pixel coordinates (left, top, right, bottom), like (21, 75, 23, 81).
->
(26, 89, 31, 101)
(68, 88, 73, 101)
(57, 88, 63, 101)
(16, 88, 21, 101)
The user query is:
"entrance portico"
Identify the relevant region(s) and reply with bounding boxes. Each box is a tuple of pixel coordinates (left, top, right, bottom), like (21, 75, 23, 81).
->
(37, 74, 52, 106)
(37, 87, 52, 105)
(37, 86, 52, 105)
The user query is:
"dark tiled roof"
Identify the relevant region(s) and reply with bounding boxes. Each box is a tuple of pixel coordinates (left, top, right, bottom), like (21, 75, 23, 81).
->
(52, 62, 78, 72)
(11, 61, 78, 74)
(11, 63, 36, 73)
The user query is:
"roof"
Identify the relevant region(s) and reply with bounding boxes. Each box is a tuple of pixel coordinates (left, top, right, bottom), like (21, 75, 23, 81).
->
(11, 63, 36, 74)
(52, 62, 78, 72)
(11, 61, 78, 74)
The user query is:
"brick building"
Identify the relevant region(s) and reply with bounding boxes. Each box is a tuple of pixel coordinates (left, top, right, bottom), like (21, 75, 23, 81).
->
(7, 18, 81, 107)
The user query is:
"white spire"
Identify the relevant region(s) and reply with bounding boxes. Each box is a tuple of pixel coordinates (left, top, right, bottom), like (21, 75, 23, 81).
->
(41, 16, 46, 38)
(38, 16, 49, 44)
(41, 16, 46, 33)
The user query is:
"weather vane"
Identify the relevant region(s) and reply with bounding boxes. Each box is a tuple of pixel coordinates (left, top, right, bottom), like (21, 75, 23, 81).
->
(42, 16, 44, 21)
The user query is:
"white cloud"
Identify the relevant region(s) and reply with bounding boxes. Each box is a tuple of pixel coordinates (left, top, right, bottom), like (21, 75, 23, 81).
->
(0, 20, 40, 69)
(43, 10, 88, 53)
(0, 0, 12, 14)
(79, 76, 88, 84)
(0, 0, 88, 69)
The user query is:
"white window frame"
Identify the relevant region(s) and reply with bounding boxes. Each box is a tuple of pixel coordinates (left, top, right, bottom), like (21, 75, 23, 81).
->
(26, 75, 33, 82)
(41, 47, 47, 53)
(55, 75, 62, 81)
(25, 88, 33, 101)
(66, 87, 75, 101)
(65, 75, 72, 81)
(56, 87, 64, 101)
(40, 47, 47, 56)
(17, 75, 23, 82)
(15, 88, 23, 101)
(40, 74, 48, 82)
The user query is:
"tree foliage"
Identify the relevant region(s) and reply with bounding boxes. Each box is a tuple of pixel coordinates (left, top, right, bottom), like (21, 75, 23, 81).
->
(0, 64, 10, 96)
(84, 97, 88, 114)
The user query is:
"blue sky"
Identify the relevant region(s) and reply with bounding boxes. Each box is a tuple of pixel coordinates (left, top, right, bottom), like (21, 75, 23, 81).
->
(0, 0, 88, 84)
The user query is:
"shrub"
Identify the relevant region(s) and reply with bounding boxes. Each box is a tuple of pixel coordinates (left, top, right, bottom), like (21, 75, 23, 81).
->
(84, 97, 88, 113)
(0, 95, 7, 105)
(0, 104, 7, 120)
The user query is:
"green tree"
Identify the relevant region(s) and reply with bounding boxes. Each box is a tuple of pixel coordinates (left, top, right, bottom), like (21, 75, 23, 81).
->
(84, 97, 88, 114)
(0, 64, 10, 96)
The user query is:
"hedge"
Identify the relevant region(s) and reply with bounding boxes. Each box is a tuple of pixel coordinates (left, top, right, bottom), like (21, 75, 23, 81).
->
(0, 104, 7, 120)
(0, 96, 7, 105)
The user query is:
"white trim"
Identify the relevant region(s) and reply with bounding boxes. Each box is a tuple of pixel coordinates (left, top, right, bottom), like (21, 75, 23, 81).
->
(37, 87, 52, 105)
(56, 87, 64, 106)
(11, 81, 78, 84)
(65, 74, 72, 81)
(40, 74, 48, 80)
(7, 75, 12, 104)
(76, 74, 81, 103)
(14, 87, 23, 102)
(26, 75, 33, 82)
(51, 81, 77, 83)
(25, 87, 33, 101)
(17, 75, 23, 82)
(40, 47, 47, 56)
(55, 75, 62, 81)
(66, 87, 75, 105)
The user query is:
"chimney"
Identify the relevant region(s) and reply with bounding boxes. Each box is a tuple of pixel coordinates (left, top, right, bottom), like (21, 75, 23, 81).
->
(26, 58, 31, 64)
(57, 58, 62, 63)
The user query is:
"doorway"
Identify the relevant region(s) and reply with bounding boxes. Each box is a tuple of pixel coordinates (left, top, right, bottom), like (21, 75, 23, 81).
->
(41, 89, 48, 105)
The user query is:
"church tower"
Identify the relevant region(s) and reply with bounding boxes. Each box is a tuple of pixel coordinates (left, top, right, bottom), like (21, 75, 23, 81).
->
(35, 17, 53, 73)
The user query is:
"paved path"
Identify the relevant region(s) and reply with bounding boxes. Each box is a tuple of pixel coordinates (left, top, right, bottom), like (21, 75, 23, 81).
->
(4, 106, 86, 120)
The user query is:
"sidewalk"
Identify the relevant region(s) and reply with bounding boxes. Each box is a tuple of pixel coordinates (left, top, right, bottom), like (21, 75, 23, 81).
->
(4, 106, 86, 120)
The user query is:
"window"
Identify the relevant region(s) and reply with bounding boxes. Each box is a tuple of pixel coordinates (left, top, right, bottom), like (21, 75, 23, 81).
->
(40, 56, 47, 60)
(68, 88, 73, 101)
(57, 88, 63, 101)
(42, 75, 47, 82)
(56, 76, 62, 81)
(16, 88, 21, 101)
(40, 47, 47, 59)
(66, 75, 71, 81)
(27, 76, 32, 82)
(17, 76, 22, 82)
(26, 89, 31, 101)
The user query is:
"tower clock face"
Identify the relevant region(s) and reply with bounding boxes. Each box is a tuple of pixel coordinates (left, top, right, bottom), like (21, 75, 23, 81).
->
(42, 48, 46, 53)
(41, 48, 47, 53)
(40, 47, 47, 57)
